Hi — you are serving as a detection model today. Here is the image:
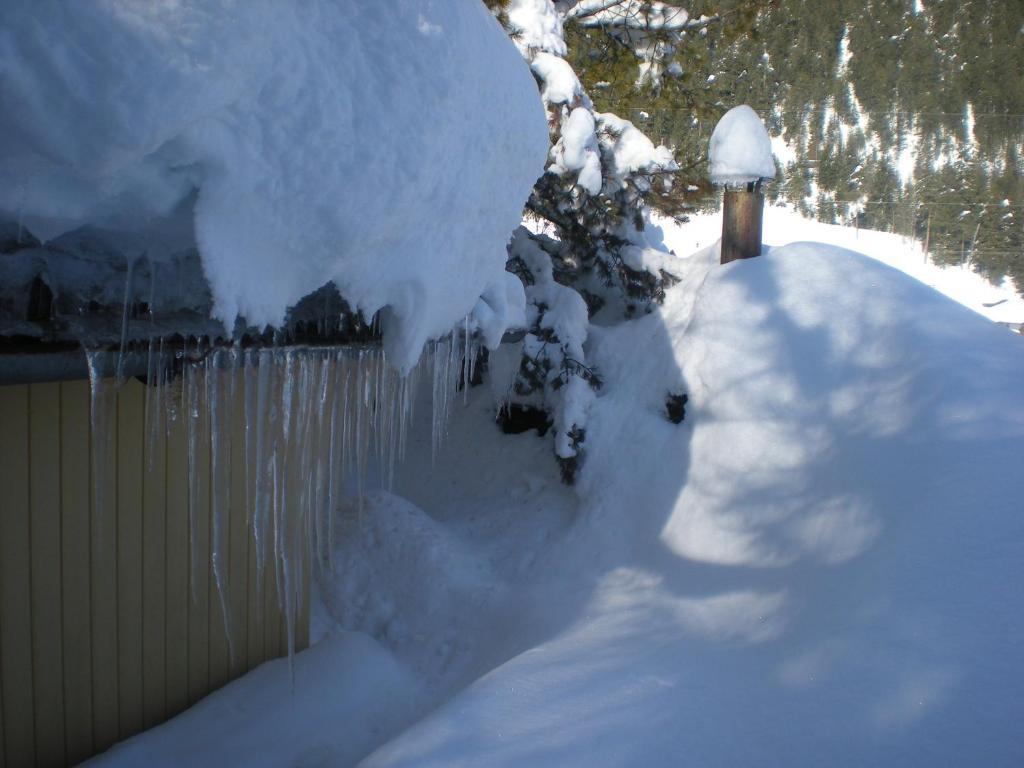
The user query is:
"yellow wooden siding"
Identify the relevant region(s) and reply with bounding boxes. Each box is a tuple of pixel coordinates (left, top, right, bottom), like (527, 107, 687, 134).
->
(0, 376, 309, 768)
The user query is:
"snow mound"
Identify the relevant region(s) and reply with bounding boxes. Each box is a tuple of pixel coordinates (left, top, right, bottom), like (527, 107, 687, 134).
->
(0, 1, 548, 369)
(363, 242, 1024, 766)
(96, 632, 422, 767)
(316, 493, 501, 685)
(708, 104, 776, 186)
(659, 205, 1024, 327)
(81, 212, 1024, 766)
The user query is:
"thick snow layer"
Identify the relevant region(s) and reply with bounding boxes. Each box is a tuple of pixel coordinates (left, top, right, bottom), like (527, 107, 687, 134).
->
(507, 0, 567, 56)
(89, 217, 1024, 766)
(551, 108, 603, 195)
(598, 113, 677, 189)
(708, 105, 777, 186)
(0, 1, 548, 369)
(92, 632, 425, 767)
(531, 52, 586, 107)
(565, 0, 692, 31)
(363, 242, 1024, 767)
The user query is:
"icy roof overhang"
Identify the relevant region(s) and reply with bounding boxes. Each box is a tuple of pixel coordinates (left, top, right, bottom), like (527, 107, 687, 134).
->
(0, 220, 377, 385)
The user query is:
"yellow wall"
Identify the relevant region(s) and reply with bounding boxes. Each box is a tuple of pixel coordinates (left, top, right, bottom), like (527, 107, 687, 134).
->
(0, 377, 308, 768)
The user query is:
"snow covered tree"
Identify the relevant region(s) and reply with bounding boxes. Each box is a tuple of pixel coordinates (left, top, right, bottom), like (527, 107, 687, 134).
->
(488, 0, 683, 482)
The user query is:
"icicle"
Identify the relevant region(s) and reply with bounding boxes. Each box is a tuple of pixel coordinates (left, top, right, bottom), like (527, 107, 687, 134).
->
(116, 257, 136, 385)
(354, 350, 367, 502)
(313, 353, 333, 570)
(288, 350, 319, 673)
(272, 350, 296, 621)
(324, 351, 343, 570)
(227, 344, 240, 406)
(397, 359, 418, 466)
(185, 340, 205, 603)
(430, 338, 444, 461)
(397, 370, 411, 465)
(276, 349, 297, 685)
(85, 348, 114, 544)
(467, 333, 480, 397)
(374, 351, 385, 482)
(209, 348, 235, 665)
(148, 259, 158, 317)
(154, 338, 167, 450)
(463, 315, 471, 403)
(431, 329, 459, 458)
(244, 349, 257, 529)
(143, 337, 155, 473)
(253, 348, 275, 604)
(291, 353, 312, 612)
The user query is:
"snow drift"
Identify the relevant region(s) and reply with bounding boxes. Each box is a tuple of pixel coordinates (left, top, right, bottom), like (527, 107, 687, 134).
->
(0, 0, 548, 369)
(364, 240, 1024, 765)
(91, 218, 1024, 766)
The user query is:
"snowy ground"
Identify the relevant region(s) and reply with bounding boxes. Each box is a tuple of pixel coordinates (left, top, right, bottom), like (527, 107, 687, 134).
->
(94, 214, 1024, 767)
(665, 204, 1024, 328)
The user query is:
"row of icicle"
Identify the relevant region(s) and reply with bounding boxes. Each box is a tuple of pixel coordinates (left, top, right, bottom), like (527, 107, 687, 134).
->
(85, 323, 481, 671)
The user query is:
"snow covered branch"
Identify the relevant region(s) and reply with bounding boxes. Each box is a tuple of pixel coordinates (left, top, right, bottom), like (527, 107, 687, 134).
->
(498, 0, 681, 482)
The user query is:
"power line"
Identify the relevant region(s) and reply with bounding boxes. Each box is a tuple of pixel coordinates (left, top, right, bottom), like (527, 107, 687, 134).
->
(687, 197, 1023, 208)
(604, 106, 1024, 118)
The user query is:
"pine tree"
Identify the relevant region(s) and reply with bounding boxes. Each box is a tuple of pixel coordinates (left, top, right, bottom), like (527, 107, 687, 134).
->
(489, 0, 684, 482)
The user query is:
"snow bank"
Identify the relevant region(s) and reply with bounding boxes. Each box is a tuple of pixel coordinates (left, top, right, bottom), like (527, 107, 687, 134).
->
(92, 632, 424, 767)
(0, 0, 548, 369)
(85, 214, 1024, 766)
(363, 241, 1024, 766)
(708, 105, 776, 186)
(661, 205, 1024, 327)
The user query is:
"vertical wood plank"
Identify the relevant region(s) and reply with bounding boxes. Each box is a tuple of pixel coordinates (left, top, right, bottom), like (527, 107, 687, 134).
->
(264, 538, 282, 662)
(0, 355, 321, 767)
(244, 366, 265, 673)
(207, 367, 230, 694)
(246, 506, 264, 671)
(0, 608, 4, 768)
(90, 376, 120, 754)
(229, 369, 249, 681)
(28, 383, 66, 767)
(0, 385, 35, 768)
(0, 600, 4, 768)
(60, 380, 94, 765)
(297, 528, 311, 654)
(164, 400, 189, 720)
(116, 382, 145, 740)
(264, 420, 284, 664)
(141, 381, 167, 730)
(187, 369, 211, 706)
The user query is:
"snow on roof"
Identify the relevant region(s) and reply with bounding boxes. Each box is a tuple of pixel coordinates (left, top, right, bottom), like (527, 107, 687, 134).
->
(708, 105, 777, 186)
(0, 1, 548, 370)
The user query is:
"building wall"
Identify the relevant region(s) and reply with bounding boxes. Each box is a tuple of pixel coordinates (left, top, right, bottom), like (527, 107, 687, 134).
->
(0, 377, 309, 768)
